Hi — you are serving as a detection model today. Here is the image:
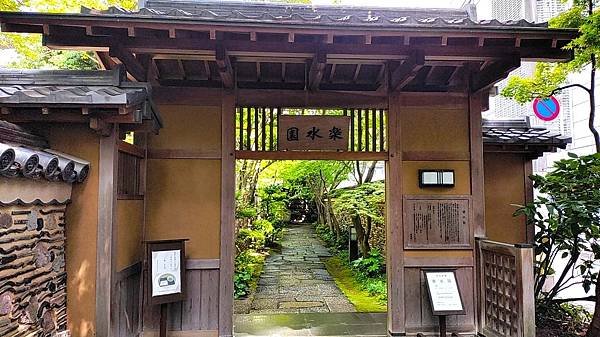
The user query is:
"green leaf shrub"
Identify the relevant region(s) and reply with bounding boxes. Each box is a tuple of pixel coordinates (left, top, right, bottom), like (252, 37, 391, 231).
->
(351, 248, 385, 278)
(514, 153, 600, 307)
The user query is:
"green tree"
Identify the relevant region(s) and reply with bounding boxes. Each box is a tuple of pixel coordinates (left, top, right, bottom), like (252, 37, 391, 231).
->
(501, 0, 599, 152)
(0, 0, 136, 69)
(515, 153, 600, 336)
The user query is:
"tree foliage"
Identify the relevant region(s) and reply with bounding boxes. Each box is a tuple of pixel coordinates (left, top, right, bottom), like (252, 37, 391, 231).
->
(515, 153, 600, 336)
(0, 0, 136, 69)
(502, 1, 599, 100)
(501, 1, 600, 152)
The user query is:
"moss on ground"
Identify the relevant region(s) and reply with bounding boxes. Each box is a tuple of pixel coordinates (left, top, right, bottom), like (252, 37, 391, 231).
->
(324, 255, 387, 313)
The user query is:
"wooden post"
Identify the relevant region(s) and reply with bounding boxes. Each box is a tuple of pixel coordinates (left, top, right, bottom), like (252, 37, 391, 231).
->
(469, 91, 485, 333)
(386, 94, 404, 335)
(219, 92, 236, 337)
(159, 303, 168, 337)
(517, 245, 535, 337)
(439, 315, 447, 337)
(469, 92, 485, 238)
(96, 124, 119, 337)
(523, 160, 534, 244)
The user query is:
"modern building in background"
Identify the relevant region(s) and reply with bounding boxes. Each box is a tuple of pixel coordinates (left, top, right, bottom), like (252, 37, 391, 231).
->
(471, 0, 575, 172)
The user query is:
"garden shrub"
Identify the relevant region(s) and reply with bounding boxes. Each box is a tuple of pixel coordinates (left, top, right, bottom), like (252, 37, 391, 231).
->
(251, 218, 277, 246)
(236, 228, 266, 252)
(351, 248, 385, 278)
(234, 250, 264, 298)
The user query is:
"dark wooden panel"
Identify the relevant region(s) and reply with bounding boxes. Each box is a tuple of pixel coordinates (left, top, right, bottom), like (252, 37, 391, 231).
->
(116, 264, 142, 337)
(142, 268, 219, 332)
(403, 196, 471, 249)
(404, 267, 476, 333)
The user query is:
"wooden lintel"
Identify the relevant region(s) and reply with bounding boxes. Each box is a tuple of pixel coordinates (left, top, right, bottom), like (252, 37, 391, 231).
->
(235, 150, 388, 161)
(95, 51, 118, 70)
(308, 49, 326, 91)
(42, 34, 574, 62)
(90, 117, 112, 136)
(389, 50, 425, 92)
(120, 120, 160, 134)
(117, 140, 145, 158)
(215, 44, 234, 89)
(152, 87, 388, 108)
(471, 56, 520, 93)
(108, 47, 146, 82)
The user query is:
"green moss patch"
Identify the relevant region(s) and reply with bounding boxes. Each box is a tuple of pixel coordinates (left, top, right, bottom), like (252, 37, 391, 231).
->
(324, 255, 387, 313)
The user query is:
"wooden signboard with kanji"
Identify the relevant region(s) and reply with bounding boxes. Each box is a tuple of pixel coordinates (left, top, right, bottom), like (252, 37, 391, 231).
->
(278, 115, 350, 151)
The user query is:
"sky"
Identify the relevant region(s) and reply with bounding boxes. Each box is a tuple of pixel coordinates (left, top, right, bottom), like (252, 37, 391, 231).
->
(310, 0, 468, 8)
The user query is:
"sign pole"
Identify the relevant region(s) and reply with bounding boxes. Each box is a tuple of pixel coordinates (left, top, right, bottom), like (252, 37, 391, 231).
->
(438, 315, 447, 337)
(160, 303, 168, 337)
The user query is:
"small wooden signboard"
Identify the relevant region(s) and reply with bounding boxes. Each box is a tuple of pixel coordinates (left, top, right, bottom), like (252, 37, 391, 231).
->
(278, 115, 350, 151)
(424, 269, 465, 315)
(423, 269, 465, 337)
(146, 239, 187, 305)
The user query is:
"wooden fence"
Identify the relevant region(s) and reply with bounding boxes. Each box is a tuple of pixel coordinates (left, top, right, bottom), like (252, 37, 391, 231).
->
(477, 239, 535, 337)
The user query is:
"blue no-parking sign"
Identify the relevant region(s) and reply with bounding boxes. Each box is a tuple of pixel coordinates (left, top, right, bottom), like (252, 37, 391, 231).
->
(532, 96, 560, 121)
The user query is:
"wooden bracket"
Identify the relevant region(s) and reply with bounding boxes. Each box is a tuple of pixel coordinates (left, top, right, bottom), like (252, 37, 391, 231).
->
(308, 48, 327, 91)
(90, 117, 112, 137)
(108, 47, 147, 82)
(470, 56, 520, 93)
(389, 50, 425, 92)
(216, 44, 234, 89)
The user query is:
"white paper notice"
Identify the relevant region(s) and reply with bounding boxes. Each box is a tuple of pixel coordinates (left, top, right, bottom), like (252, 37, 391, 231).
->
(151, 250, 181, 297)
(425, 271, 463, 312)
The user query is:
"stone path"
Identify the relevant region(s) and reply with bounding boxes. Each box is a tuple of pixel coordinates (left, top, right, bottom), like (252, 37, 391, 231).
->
(235, 312, 387, 337)
(249, 223, 356, 314)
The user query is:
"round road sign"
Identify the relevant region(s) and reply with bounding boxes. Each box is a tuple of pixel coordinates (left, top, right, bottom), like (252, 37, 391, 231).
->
(532, 96, 560, 121)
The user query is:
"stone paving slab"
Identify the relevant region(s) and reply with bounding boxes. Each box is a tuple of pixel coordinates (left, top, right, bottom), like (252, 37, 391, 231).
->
(234, 312, 387, 336)
(248, 223, 356, 314)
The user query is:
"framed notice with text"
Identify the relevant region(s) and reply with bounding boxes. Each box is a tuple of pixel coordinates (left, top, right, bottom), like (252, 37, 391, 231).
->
(146, 239, 188, 305)
(423, 269, 466, 316)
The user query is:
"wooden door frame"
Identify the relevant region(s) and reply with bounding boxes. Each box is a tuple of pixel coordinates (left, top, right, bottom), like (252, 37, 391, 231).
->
(219, 96, 406, 337)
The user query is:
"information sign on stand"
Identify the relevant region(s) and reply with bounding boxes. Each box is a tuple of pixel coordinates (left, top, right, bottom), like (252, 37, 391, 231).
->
(145, 239, 188, 337)
(423, 269, 465, 337)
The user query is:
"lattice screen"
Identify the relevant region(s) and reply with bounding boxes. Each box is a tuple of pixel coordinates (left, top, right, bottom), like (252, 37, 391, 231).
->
(482, 249, 520, 337)
(235, 107, 387, 152)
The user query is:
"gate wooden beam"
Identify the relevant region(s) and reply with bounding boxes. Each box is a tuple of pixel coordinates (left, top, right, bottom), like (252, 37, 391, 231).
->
(389, 50, 425, 92)
(235, 150, 388, 161)
(96, 124, 119, 337)
(108, 47, 146, 82)
(308, 49, 327, 91)
(216, 44, 234, 89)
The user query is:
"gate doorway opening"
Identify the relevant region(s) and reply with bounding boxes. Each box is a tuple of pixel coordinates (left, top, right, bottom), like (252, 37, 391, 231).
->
(232, 107, 390, 336)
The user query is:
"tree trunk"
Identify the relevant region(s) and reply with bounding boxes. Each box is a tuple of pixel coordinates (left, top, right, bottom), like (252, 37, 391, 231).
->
(352, 215, 371, 256)
(586, 273, 600, 337)
(363, 161, 378, 183)
(590, 53, 599, 153)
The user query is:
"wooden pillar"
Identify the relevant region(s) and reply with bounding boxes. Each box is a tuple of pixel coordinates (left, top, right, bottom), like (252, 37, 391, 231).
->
(386, 94, 405, 335)
(469, 92, 485, 333)
(96, 124, 119, 337)
(469, 92, 485, 238)
(219, 92, 236, 337)
(523, 160, 534, 244)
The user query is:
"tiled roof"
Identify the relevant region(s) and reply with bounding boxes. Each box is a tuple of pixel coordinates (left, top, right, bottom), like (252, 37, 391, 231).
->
(0, 122, 89, 183)
(0, 70, 147, 106)
(0, 69, 162, 128)
(482, 118, 570, 149)
(82, 0, 547, 29)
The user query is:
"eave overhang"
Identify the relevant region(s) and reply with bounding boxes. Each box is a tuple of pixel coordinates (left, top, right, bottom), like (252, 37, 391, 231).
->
(0, 4, 578, 93)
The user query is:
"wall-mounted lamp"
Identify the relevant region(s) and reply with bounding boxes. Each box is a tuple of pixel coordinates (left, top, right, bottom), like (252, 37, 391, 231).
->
(419, 169, 455, 188)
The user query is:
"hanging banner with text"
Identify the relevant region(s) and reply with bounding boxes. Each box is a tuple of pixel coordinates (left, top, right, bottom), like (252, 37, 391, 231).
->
(278, 115, 350, 151)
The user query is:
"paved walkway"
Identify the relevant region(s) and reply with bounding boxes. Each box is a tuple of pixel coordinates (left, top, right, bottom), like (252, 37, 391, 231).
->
(249, 223, 356, 314)
(235, 312, 387, 337)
